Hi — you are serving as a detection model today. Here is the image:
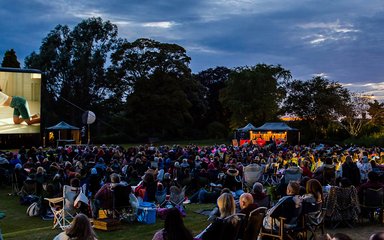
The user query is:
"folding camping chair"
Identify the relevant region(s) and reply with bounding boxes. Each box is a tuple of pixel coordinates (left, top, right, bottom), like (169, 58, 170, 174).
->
(45, 185, 80, 229)
(161, 186, 187, 209)
(243, 164, 263, 192)
(261, 162, 281, 186)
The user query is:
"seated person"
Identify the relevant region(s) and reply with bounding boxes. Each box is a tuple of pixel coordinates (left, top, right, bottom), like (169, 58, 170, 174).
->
(262, 181, 302, 231)
(302, 179, 323, 213)
(252, 182, 269, 208)
(223, 166, 243, 197)
(199, 193, 242, 240)
(358, 171, 384, 201)
(239, 193, 258, 216)
(207, 188, 231, 221)
(53, 213, 97, 240)
(314, 157, 336, 185)
(93, 173, 130, 218)
(277, 163, 302, 196)
(152, 207, 193, 240)
(302, 179, 324, 226)
(135, 171, 157, 202)
(238, 193, 258, 240)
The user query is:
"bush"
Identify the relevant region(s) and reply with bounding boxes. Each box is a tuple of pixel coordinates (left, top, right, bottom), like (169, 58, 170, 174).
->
(343, 131, 384, 147)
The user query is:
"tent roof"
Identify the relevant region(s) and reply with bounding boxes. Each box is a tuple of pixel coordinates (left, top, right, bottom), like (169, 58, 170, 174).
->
(254, 122, 298, 131)
(46, 121, 79, 130)
(237, 123, 258, 131)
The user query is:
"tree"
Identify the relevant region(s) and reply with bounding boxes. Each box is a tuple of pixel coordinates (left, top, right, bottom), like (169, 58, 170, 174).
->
(337, 94, 371, 137)
(194, 66, 232, 128)
(1, 49, 20, 68)
(110, 38, 207, 138)
(220, 64, 291, 129)
(125, 70, 193, 138)
(283, 77, 350, 138)
(25, 17, 119, 129)
(109, 38, 191, 98)
(368, 100, 384, 126)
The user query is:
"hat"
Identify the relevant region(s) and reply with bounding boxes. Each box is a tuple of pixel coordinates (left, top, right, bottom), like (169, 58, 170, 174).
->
(174, 162, 180, 168)
(91, 168, 98, 175)
(226, 168, 239, 177)
(15, 163, 22, 169)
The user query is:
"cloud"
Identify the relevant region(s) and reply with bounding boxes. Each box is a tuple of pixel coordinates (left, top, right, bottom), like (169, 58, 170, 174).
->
(1, 0, 384, 87)
(297, 20, 360, 46)
(142, 21, 177, 29)
(342, 82, 384, 101)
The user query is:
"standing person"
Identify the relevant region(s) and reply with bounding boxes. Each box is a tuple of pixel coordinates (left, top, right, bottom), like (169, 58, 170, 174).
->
(0, 90, 40, 125)
(342, 155, 361, 186)
(53, 213, 97, 240)
(152, 208, 193, 240)
(357, 155, 372, 183)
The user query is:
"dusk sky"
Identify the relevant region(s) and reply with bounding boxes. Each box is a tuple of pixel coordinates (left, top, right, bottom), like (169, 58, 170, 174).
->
(1, 0, 384, 100)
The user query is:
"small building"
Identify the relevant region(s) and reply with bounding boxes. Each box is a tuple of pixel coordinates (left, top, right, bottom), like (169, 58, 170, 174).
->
(252, 122, 299, 144)
(46, 121, 80, 146)
(235, 122, 299, 146)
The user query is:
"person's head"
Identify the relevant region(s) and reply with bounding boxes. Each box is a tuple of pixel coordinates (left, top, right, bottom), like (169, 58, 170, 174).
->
(36, 166, 45, 174)
(220, 188, 231, 195)
(370, 232, 384, 240)
(345, 155, 353, 164)
(252, 182, 264, 194)
(306, 179, 323, 202)
(239, 193, 254, 210)
(368, 171, 380, 182)
(163, 208, 193, 240)
(217, 193, 236, 218)
(110, 173, 121, 183)
(286, 181, 300, 196)
(303, 160, 310, 168)
(143, 172, 155, 184)
(339, 177, 352, 188)
(70, 177, 80, 188)
(66, 213, 96, 240)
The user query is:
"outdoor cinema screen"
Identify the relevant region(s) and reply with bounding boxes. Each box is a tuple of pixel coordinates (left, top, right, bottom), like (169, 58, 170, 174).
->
(0, 68, 41, 134)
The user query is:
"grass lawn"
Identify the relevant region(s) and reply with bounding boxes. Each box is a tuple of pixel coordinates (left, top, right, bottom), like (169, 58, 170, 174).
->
(1, 184, 383, 240)
(0, 186, 214, 240)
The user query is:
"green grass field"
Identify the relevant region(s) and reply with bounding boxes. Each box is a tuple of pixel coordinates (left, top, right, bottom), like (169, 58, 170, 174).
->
(0, 186, 214, 240)
(1, 184, 382, 239)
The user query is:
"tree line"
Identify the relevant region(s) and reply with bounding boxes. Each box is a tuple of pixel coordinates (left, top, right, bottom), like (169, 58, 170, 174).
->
(2, 17, 384, 144)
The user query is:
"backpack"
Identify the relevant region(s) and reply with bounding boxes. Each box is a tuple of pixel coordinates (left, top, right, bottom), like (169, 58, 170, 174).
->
(26, 202, 40, 217)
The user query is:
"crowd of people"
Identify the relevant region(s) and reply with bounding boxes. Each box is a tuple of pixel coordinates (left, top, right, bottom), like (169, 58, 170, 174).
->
(0, 141, 384, 239)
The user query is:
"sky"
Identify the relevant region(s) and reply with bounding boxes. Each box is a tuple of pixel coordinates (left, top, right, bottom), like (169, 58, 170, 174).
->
(1, 0, 384, 100)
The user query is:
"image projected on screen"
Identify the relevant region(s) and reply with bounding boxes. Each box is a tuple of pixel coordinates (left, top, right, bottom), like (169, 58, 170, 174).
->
(0, 68, 41, 134)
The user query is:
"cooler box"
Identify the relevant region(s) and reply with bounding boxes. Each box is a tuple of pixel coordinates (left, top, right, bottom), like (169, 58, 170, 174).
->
(137, 202, 156, 224)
